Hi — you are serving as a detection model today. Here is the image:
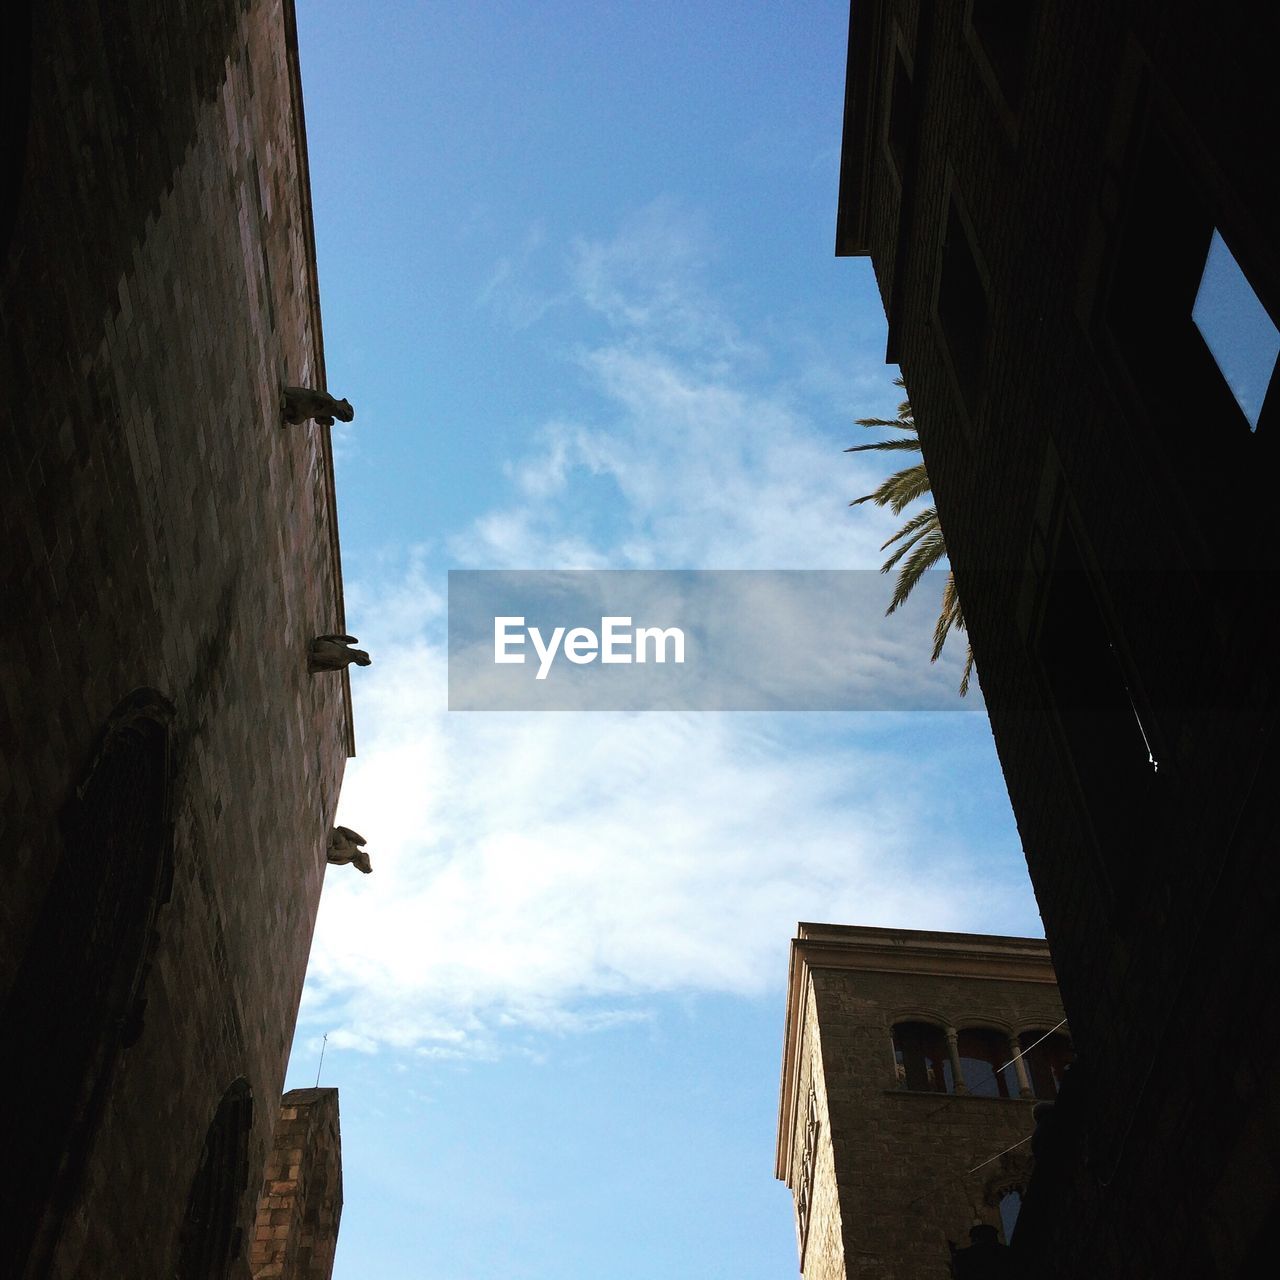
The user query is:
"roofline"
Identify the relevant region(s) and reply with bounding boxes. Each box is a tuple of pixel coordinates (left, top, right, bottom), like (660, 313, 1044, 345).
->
(282, 0, 356, 758)
(774, 923, 1056, 1180)
(834, 0, 879, 257)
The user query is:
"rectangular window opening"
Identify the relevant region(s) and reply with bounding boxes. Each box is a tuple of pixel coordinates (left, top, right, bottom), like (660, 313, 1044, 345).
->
(1107, 126, 1274, 451)
(999, 1189, 1022, 1243)
(970, 0, 1035, 108)
(887, 46, 914, 178)
(938, 203, 989, 410)
(1192, 229, 1280, 432)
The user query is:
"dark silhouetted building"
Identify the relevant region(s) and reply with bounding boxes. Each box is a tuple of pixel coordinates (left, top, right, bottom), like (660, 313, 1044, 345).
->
(776, 924, 1067, 1278)
(836, 1, 1280, 1273)
(1, 2, 354, 1275)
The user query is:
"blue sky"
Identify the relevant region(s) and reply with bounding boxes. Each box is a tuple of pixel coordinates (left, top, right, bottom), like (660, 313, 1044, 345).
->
(284, 3, 1041, 1276)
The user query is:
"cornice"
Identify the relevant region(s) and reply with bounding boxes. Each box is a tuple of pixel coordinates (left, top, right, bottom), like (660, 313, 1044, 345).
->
(775, 924, 1058, 1181)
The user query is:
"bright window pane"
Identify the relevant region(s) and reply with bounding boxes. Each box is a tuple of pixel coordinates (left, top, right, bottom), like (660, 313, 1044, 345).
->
(1192, 230, 1279, 430)
(999, 1189, 1022, 1242)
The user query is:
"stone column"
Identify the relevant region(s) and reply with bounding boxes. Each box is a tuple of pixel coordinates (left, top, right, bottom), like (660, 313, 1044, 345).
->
(945, 1027, 967, 1093)
(889, 1031, 905, 1087)
(1011, 1035, 1034, 1098)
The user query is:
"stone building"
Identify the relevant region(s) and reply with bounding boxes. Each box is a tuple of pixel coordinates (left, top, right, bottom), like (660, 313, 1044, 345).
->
(834, 1, 1279, 1273)
(776, 924, 1068, 1279)
(252, 1089, 344, 1280)
(0, 1, 355, 1275)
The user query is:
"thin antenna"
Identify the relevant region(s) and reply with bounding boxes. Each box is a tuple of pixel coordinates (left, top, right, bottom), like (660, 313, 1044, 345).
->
(315, 1033, 328, 1088)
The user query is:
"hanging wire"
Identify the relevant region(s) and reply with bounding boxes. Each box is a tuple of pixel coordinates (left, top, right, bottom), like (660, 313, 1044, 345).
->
(965, 1132, 1032, 1175)
(315, 1032, 329, 1088)
(905, 1131, 1034, 1211)
(995, 1018, 1068, 1074)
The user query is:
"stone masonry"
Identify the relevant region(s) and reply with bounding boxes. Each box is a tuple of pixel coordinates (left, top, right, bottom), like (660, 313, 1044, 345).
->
(777, 925, 1066, 1279)
(0, 2, 354, 1275)
(252, 1089, 344, 1280)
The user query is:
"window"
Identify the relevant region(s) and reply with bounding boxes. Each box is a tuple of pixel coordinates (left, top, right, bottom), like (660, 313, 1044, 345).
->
(969, 0, 1036, 109)
(1019, 1029, 1073, 1100)
(178, 1079, 255, 1280)
(1108, 124, 1276, 445)
(886, 44, 914, 179)
(893, 1021, 954, 1093)
(1192, 229, 1280, 432)
(998, 1188, 1023, 1242)
(937, 199, 990, 413)
(0, 690, 174, 1278)
(957, 1028, 1018, 1098)
(795, 1086, 820, 1248)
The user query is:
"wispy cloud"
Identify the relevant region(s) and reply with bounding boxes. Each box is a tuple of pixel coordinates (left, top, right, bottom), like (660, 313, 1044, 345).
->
(302, 199, 1032, 1059)
(306, 633, 1024, 1057)
(477, 221, 571, 330)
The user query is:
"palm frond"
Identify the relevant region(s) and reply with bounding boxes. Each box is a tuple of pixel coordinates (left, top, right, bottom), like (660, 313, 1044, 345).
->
(885, 528, 948, 614)
(931, 573, 976, 695)
(879, 524, 935, 574)
(846, 380, 975, 694)
(852, 416, 919, 432)
(931, 572, 966, 660)
(880, 505, 939, 552)
(850, 461, 931, 513)
(845, 436, 924, 453)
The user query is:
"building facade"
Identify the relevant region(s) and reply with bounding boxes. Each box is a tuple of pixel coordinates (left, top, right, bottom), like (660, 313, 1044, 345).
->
(0, 1, 354, 1275)
(835, 1, 1279, 1273)
(252, 1089, 344, 1280)
(776, 924, 1068, 1279)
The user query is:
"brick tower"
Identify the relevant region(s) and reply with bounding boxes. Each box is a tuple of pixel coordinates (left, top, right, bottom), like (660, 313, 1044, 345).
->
(252, 1089, 344, 1280)
(776, 924, 1069, 1279)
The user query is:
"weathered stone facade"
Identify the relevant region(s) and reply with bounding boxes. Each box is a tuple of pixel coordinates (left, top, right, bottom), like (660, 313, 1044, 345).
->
(835, 1, 1280, 1273)
(0, 2, 353, 1275)
(252, 1089, 343, 1280)
(777, 925, 1066, 1278)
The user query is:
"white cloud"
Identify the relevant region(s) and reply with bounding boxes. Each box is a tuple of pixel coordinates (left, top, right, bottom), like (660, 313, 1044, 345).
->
(449, 339, 907, 573)
(477, 221, 570, 330)
(302, 199, 1031, 1058)
(305, 630, 1024, 1056)
(569, 197, 755, 366)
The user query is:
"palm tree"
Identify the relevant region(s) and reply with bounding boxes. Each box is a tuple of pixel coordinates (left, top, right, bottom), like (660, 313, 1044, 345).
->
(847, 379, 975, 695)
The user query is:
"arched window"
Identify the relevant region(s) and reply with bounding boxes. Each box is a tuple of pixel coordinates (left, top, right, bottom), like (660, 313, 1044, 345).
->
(0, 690, 174, 1277)
(998, 1187, 1023, 1242)
(178, 1079, 254, 1280)
(1019, 1029, 1073, 1099)
(892, 1021, 953, 1093)
(957, 1027, 1018, 1098)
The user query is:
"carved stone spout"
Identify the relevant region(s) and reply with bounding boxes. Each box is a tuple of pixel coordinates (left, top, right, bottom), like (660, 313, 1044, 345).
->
(282, 385, 355, 427)
(327, 826, 372, 874)
(309, 634, 372, 673)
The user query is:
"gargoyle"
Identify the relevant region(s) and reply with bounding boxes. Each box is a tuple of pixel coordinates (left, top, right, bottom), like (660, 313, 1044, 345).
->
(309, 634, 372, 672)
(327, 826, 372, 874)
(282, 385, 355, 427)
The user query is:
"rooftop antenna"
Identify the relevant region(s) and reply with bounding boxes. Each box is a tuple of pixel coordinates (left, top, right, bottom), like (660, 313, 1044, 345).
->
(315, 1033, 329, 1088)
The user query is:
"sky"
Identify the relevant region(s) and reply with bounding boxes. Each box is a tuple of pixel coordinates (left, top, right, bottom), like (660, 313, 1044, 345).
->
(284, 3, 1042, 1276)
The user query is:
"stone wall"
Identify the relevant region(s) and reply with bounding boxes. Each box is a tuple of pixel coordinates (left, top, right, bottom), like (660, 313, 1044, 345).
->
(787, 986, 847, 1280)
(252, 1089, 344, 1280)
(778, 927, 1064, 1279)
(0, 2, 353, 1275)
